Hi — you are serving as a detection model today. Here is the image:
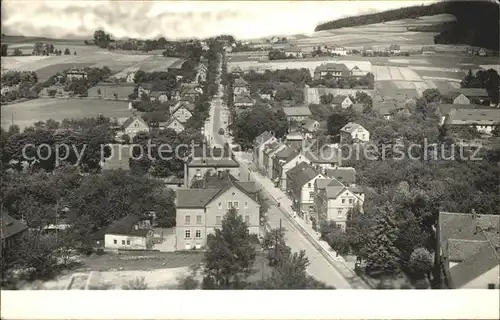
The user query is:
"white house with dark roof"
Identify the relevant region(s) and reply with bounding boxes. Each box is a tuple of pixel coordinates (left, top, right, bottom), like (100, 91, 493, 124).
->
(263, 142, 287, 178)
(286, 162, 325, 220)
(332, 95, 353, 109)
(313, 63, 351, 80)
(100, 215, 154, 250)
(300, 119, 320, 137)
(340, 122, 370, 143)
(350, 65, 365, 78)
(389, 44, 401, 55)
(171, 102, 195, 123)
(120, 114, 150, 140)
(162, 117, 185, 133)
(234, 94, 254, 108)
(175, 176, 261, 250)
(184, 147, 240, 187)
(313, 177, 364, 230)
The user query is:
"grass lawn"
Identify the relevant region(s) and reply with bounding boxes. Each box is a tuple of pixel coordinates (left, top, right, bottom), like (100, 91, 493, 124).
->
(2, 98, 133, 130)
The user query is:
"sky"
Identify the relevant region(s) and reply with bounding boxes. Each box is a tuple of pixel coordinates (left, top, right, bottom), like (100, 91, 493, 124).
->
(2, 0, 438, 40)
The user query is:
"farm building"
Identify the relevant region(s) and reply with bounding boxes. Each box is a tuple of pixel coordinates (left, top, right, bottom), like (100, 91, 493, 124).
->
(313, 63, 351, 80)
(330, 46, 347, 56)
(389, 44, 401, 55)
(444, 88, 490, 105)
(350, 66, 365, 78)
(167, 59, 187, 72)
(444, 108, 500, 135)
(94, 215, 154, 250)
(282, 106, 312, 122)
(434, 104, 492, 125)
(283, 46, 303, 58)
(66, 68, 88, 81)
(88, 83, 135, 101)
(422, 46, 436, 55)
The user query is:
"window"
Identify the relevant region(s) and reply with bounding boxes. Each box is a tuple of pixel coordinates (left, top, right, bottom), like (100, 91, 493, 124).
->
(342, 199, 345, 204)
(234, 201, 239, 209)
(216, 216, 221, 225)
(308, 183, 311, 188)
(122, 240, 125, 245)
(227, 201, 232, 209)
(196, 215, 202, 224)
(244, 201, 248, 209)
(218, 202, 222, 209)
(309, 192, 315, 198)
(185, 215, 191, 224)
(126, 240, 130, 245)
(195, 230, 202, 238)
(488, 283, 496, 289)
(337, 209, 343, 217)
(245, 215, 250, 223)
(349, 199, 353, 204)
(185, 230, 191, 239)
(113, 239, 117, 244)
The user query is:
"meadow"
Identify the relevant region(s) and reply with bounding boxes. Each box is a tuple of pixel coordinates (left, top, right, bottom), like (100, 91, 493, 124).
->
(2, 99, 134, 130)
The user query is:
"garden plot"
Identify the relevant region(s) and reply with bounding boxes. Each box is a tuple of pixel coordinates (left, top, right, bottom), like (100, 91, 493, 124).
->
(389, 59, 430, 65)
(373, 66, 391, 81)
(399, 67, 423, 81)
(393, 81, 417, 90)
(414, 82, 434, 96)
(388, 67, 405, 81)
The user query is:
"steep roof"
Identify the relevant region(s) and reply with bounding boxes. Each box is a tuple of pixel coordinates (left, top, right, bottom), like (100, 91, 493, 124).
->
(172, 102, 195, 114)
(1, 212, 28, 240)
(325, 167, 356, 185)
(314, 63, 350, 74)
(326, 185, 347, 199)
(105, 215, 150, 237)
(254, 131, 274, 146)
(315, 178, 334, 190)
(282, 106, 312, 117)
(438, 212, 500, 260)
(163, 117, 185, 129)
(234, 77, 249, 87)
(340, 122, 365, 134)
(122, 115, 149, 130)
(286, 162, 319, 188)
(176, 189, 222, 208)
(448, 241, 499, 288)
(274, 146, 295, 160)
(446, 108, 500, 125)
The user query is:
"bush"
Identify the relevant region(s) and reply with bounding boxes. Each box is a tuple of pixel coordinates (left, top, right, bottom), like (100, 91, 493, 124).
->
(122, 277, 148, 290)
(177, 275, 199, 289)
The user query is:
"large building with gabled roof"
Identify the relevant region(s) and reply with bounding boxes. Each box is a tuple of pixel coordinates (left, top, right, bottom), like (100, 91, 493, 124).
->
(175, 171, 261, 250)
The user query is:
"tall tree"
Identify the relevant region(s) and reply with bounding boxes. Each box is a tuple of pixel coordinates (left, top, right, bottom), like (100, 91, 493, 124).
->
(202, 209, 257, 289)
(364, 202, 401, 276)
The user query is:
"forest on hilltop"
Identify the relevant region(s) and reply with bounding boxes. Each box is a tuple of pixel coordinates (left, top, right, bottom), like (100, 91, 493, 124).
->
(315, 1, 499, 51)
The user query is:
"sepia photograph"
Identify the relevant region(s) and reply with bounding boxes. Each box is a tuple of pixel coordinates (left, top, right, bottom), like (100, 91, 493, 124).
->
(1, 0, 499, 319)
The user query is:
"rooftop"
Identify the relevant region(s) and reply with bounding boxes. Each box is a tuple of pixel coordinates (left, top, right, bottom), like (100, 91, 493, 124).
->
(105, 215, 150, 237)
(332, 95, 349, 105)
(1, 212, 28, 240)
(314, 63, 350, 74)
(325, 167, 356, 185)
(340, 122, 365, 134)
(286, 162, 319, 188)
(282, 106, 312, 117)
(450, 88, 489, 98)
(254, 131, 274, 146)
(447, 108, 500, 125)
(176, 189, 221, 208)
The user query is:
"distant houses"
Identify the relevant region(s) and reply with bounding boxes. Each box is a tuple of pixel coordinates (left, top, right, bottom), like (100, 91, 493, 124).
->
(340, 122, 370, 144)
(313, 63, 351, 80)
(443, 88, 490, 105)
(282, 106, 312, 123)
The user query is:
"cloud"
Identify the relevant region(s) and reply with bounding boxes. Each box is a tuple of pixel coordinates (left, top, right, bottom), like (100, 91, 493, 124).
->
(1, 0, 438, 40)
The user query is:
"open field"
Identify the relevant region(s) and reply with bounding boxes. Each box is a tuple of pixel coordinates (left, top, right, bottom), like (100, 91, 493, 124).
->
(288, 14, 457, 52)
(2, 99, 134, 130)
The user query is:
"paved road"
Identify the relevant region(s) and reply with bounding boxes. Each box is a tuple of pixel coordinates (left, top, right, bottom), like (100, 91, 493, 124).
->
(207, 55, 357, 289)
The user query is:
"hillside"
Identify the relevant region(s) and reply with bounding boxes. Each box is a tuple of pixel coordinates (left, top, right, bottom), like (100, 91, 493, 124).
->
(315, 0, 499, 51)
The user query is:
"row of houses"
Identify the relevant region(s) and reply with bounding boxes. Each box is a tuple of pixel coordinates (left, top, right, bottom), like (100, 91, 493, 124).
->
(253, 130, 367, 228)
